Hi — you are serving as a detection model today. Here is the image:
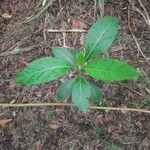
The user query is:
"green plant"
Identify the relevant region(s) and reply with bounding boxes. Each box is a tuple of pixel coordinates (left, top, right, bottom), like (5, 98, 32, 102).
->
(15, 16, 139, 112)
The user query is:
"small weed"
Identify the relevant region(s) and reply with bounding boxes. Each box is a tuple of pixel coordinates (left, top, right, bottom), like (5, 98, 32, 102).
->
(15, 16, 139, 112)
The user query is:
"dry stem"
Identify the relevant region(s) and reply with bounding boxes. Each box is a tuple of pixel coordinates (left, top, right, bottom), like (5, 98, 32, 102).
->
(128, 4, 150, 64)
(47, 29, 87, 33)
(0, 103, 149, 114)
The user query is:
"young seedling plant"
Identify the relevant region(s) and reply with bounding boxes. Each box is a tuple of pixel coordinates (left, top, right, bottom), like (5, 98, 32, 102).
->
(15, 16, 139, 112)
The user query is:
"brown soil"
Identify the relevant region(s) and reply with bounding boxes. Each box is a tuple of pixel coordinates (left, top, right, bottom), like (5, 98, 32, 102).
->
(0, 0, 150, 149)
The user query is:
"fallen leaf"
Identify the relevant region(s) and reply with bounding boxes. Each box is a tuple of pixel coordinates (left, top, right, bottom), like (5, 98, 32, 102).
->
(96, 114, 110, 125)
(111, 45, 124, 52)
(33, 141, 43, 150)
(135, 121, 142, 128)
(121, 105, 129, 114)
(68, 17, 88, 46)
(80, 33, 86, 45)
(1, 13, 12, 19)
(68, 18, 88, 29)
(0, 118, 13, 127)
(49, 122, 60, 129)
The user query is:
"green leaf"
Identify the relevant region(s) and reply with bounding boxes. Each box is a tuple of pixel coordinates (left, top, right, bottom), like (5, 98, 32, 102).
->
(85, 16, 118, 60)
(15, 57, 72, 85)
(89, 82, 102, 103)
(56, 78, 76, 101)
(52, 47, 75, 66)
(77, 51, 85, 65)
(71, 49, 85, 65)
(72, 77, 91, 112)
(84, 58, 139, 81)
(71, 49, 80, 62)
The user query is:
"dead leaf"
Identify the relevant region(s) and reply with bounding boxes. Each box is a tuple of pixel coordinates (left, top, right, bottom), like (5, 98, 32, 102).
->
(0, 118, 13, 127)
(33, 141, 43, 150)
(68, 18, 88, 29)
(111, 45, 124, 52)
(121, 105, 129, 114)
(80, 33, 86, 45)
(49, 122, 60, 129)
(135, 121, 142, 128)
(96, 114, 110, 125)
(68, 17, 88, 46)
(1, 13, 12, 19)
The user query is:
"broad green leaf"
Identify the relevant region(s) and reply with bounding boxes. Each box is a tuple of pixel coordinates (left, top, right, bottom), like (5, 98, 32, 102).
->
(72, 77, 91, 112)
(15, 57, 72, 84)
(85, 16, 118, 60)
(84, 58, 139, 81)
(52, 47, 75, 66)
(89, 82, 102, 103)
(56, 78, 76, 101)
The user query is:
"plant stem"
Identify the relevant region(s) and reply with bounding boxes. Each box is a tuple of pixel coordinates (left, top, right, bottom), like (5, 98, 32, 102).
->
(0, 103, 149, 114)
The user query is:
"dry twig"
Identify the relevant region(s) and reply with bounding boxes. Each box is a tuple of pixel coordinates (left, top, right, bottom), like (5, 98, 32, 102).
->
(137, 0, 150, 26)
(128, 4, 150, 64)
(128, 0, 150, 26)
(47, 29, 87, 33)
(25, 0, 54, 23)
(0, 103, 149, 114)
(0, 45, 38, 57)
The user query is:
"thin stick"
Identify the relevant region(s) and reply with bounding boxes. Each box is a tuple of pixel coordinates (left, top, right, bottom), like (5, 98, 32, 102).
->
(25, 0, 54, 23)
(138, 0, 150, 26)
(94, 0, 97, 21)
(0, 103, 149, 114)
(58, 0, 66, 47)
(128, 0, 150, 26)
(0, 45, 38, 57)
(97, 0, 105, 18)
(128, 5, 150, 63)
(47, 29, 88, 33)
(42, 0, 47, 6)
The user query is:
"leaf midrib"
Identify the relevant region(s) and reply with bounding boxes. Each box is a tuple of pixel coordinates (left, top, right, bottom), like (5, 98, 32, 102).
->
(30, 65, 71, 73)
(79, 78, 83, 100)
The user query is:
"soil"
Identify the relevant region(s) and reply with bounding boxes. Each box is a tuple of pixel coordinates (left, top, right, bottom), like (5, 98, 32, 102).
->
(0, 0, 150, 149)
